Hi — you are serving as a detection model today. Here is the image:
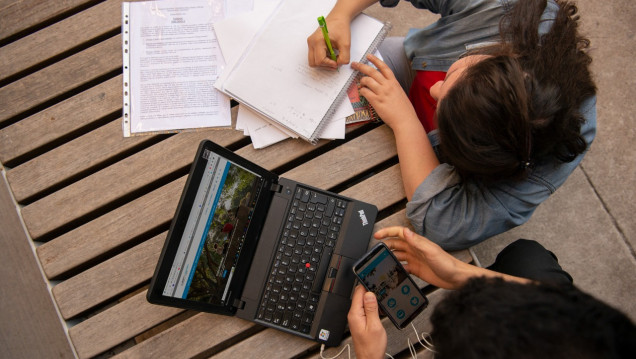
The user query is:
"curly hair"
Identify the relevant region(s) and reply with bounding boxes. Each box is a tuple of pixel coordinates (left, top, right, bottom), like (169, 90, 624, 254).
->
(430, 277, 636, 359)
(437, 0, 596, 183)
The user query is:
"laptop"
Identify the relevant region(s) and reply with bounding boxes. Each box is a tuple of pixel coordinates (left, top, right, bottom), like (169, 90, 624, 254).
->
(147, 140, 378, 346)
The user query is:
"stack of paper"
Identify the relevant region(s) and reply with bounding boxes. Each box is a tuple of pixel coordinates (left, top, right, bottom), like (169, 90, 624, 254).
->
(214, 0, 360, 148)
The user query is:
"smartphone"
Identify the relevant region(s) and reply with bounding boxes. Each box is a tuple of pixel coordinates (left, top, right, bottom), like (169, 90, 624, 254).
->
(352, 242, 428, 329)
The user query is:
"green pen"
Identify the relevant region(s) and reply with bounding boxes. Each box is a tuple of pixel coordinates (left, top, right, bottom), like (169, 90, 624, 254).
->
(317, 16, 337, 62)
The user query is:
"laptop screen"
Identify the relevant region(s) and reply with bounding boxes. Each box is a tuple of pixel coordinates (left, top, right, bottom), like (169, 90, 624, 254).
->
(162, 148, 264, 306)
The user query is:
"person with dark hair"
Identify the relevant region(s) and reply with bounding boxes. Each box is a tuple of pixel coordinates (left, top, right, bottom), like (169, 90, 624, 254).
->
(346, 227, 636, 359)
(307, 0, 597, 250)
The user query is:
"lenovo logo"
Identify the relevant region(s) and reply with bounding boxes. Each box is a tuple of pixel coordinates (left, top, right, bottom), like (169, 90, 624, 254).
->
(358, 210, 369, 226)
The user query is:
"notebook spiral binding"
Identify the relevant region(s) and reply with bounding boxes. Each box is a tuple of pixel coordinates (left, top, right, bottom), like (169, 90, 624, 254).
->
(309, 20, 392, 144)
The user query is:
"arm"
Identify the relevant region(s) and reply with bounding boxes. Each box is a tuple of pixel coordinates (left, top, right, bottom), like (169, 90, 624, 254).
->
(374, 226, 531, 289)
(352, 54, 440, 200)
(307, 0, 379, 68)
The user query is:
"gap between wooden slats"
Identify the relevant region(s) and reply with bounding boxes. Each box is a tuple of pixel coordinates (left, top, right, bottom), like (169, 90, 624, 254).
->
(0, 75, 121, 166)
(66, 153, 405, 359)
(1, 0, 121, 84)
(0, 34, 121, 126)
(0, 0, 100, 43)
(7, 119, 159, 203)
(21, 128, 245, 240)
(49, 125, 399, 319)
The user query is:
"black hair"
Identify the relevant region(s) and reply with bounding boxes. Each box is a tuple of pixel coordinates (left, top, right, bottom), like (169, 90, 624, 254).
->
(430, 277, 636, 359)
(437, 0, 596, 183)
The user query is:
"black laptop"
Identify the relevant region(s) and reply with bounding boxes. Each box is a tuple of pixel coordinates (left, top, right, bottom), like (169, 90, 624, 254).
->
(147, 140, 377, 346)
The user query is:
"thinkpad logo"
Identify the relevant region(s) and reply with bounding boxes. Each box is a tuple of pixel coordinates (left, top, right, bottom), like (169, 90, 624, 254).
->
(358, 210, 369, 226)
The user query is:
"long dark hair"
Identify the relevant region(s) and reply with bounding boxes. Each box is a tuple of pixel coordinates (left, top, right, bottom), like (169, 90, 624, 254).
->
(437, 0, 596, 183)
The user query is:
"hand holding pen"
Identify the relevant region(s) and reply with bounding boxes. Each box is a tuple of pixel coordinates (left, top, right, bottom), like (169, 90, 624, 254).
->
(307, 15, 352, 68)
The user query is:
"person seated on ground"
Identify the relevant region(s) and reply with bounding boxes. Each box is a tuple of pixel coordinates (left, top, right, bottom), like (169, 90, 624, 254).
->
(308, 0, 597, 250)
(347, 227, 636, 359)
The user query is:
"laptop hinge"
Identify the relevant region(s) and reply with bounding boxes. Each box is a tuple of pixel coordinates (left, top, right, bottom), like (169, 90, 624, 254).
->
(270, 183, 283, 193)
(233, 298, 246, 310)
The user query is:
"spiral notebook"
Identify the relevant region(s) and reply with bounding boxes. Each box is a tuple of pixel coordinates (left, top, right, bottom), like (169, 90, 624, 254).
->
(221, 0, 390, 144)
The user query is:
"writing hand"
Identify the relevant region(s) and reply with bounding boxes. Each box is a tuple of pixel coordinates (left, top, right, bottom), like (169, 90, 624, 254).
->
(347, 285, 388, 359)
(307, 16, 351, 69)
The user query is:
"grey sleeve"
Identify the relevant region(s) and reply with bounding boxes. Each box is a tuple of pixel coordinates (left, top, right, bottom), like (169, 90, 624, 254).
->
(406, 164, 551, 251)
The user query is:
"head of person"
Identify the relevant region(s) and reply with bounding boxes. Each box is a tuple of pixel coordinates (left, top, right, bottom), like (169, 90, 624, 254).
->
(432, 0, 596, 184)
(430, 277, 636, 359)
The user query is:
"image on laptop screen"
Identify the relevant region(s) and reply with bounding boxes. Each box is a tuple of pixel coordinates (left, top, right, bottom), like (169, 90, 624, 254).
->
(162, 149, 264, 306)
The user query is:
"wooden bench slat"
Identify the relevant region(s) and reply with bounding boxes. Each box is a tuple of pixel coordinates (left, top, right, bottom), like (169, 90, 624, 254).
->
(342, 164, 405, 210)
(1, 0, 121, 82)
(37, 178, 184, 279)
(7, 119, 155, 202)
(21, 128, 245, 239)
(212, 326, 317, 358)
(68, 290, 183, 359)
(0, 75, 121, 164)
(0, 0, 91, 41)
(113, 313, 255, 359)
(52, 232, 165, 319)
(0, 34, 121, 125)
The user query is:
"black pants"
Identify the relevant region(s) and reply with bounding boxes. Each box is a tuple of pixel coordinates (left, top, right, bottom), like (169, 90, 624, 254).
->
(486, 239, 573, 286)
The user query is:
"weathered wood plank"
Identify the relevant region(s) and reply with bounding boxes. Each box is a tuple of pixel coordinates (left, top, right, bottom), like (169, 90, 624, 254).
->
(211, 326, 317, 358)
(21, 128, 244, 239)
(68, 290, 183, 359)
(113, 313, 255, 359)
(0, 75, 121, 165)
(52, 232, 166, 319)
(0, 0, 91, 41)
(37, 178, 185, 279)
(7, 118, 155, 202)
(1, 0, 121, 82)
(0, 34, 121, 125)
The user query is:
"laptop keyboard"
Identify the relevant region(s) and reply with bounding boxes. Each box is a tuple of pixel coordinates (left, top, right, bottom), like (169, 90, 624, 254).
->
(257, 187, 348, 334)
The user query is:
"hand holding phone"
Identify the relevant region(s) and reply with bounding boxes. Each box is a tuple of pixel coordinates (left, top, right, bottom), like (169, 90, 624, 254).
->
(352, 242, 428, 329)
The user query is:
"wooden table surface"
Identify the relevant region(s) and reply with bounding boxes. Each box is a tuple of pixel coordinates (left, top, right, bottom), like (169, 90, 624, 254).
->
(0, 1, 471, 357)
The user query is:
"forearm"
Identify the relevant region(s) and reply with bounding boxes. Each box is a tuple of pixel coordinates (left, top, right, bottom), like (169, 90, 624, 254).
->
(451, 261, 531, 289)
(392, 119, 440, 200)
(328, 0, 379, 21)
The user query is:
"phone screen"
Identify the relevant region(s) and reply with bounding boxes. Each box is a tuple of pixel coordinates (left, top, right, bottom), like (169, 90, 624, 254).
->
(353, 243, 428, 329)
